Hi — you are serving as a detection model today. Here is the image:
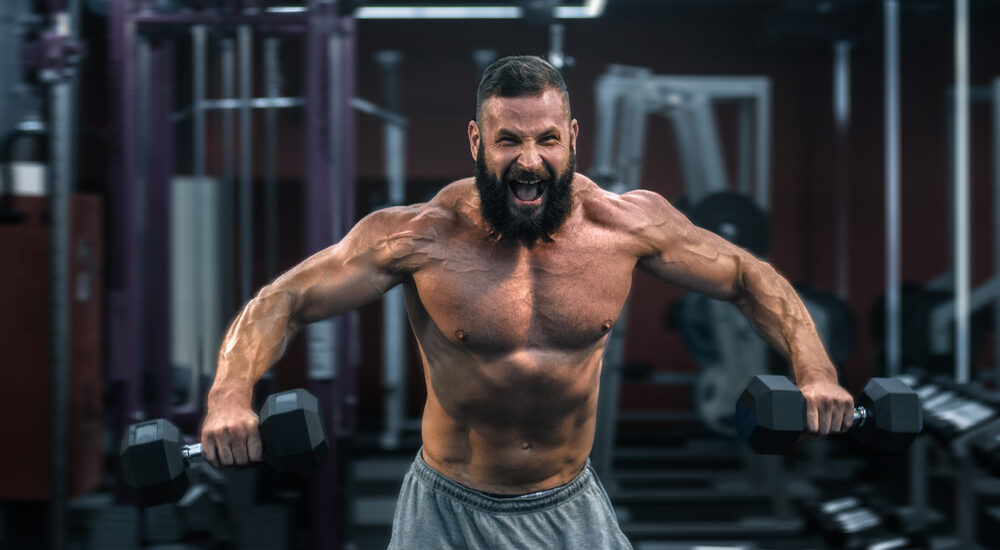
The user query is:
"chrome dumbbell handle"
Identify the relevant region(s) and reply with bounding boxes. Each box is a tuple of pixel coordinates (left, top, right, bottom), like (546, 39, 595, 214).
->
(852, 406, 867, 427)
(182, 443, 206, 464)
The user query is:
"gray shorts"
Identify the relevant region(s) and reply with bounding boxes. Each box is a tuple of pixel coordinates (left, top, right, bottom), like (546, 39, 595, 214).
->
(387, 449, 633, 550)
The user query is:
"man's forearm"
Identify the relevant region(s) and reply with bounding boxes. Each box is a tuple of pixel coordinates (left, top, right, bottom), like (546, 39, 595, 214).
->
(210, 286, 302, 404)
(730, 259, 839, 386)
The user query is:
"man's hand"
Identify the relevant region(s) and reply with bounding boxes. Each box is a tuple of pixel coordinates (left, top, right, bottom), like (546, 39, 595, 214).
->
(799, 381, 854, 435)
(200, 397, 263, 468)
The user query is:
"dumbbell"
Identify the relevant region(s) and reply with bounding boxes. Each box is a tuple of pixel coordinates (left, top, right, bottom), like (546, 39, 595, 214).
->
(734, 375, 923, 454)
(120, 388, 328, 506)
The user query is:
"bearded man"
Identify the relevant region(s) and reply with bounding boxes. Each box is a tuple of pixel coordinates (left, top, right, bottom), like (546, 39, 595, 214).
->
(201, 55, 854, 549)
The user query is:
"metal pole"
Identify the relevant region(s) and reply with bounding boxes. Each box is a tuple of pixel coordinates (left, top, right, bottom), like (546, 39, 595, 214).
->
(755, 79, 771, 211)
(47, 9, 74, 547)
(548, 23, 565, 70)
(220, 38, 236, 319)
(238, 25, 253, 303)
(993, 78, 1000, 383)
(884, 0, 902, 377)
(953, 0, 970, 383)
(834, 41, 851, 299)
(192, 25, 207, 394)
(264, 37, 280, 280)
(374, 50, 406, 449)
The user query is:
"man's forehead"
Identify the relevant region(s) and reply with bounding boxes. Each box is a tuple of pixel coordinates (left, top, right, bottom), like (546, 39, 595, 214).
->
(480, 89, 570, 132)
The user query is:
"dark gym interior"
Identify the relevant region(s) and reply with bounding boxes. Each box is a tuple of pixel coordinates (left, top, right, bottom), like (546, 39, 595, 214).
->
(4, 1, 1000, 549)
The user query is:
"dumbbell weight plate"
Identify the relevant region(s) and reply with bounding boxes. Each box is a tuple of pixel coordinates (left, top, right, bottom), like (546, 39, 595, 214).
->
(259, 389, 329, 473)
(852, 378, 923, 453)
(120, 419, 191, 505)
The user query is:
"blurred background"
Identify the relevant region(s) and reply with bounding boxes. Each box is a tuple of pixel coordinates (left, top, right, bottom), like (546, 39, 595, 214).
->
(4, 0, 1000, 548)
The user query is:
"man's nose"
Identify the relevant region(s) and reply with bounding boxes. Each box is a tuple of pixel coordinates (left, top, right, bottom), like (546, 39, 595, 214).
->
(517, 144, 543, 171)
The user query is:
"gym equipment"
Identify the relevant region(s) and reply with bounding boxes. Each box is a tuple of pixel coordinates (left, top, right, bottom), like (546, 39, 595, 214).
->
(870, 283, 993, 373)
(120, 389, 328, 505)
(806, 495, 914, 550)
(689, 191, 771, 257)
(734, 375, 922, 454)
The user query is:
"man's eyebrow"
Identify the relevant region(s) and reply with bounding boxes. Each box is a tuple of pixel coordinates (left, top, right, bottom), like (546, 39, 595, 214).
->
(494, 126, 562, 139)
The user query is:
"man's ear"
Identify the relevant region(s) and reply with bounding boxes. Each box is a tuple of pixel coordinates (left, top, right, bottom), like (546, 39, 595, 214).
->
(468, 121, 481, 161)
(570, 118, 579, 151)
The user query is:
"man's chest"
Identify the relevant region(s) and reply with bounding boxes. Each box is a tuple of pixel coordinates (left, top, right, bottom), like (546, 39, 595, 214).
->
(409, 238, 638, 352)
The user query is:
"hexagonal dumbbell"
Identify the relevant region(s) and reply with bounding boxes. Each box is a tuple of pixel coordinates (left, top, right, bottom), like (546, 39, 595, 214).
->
(120, 388, 328, 505)
(734, 375, 923, 454)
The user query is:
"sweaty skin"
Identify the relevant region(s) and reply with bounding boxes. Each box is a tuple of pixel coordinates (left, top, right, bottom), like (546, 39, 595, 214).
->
(201, 89, 854, 494)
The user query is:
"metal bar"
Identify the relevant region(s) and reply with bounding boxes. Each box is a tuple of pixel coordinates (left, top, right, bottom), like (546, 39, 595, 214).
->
(149, 40, 175, 421)
(192, 26, 207, 402)
(220, 38, 236, 321)
(350, 97, 407, 127)
(884, 0, 901, 377)
(304, 5, 340, 548)
(687, 95, 729, 193)
(265, 37, 279, 280)
(47, 25, 73, 550)
(620, 84, 648, 193)
(736, 98, 752, 195)
(954, 0, 970, 383)
(136, 34, 152, 421)
(192, 27, 206, 181)
(755, 79, 770, 211)
(107, 0, 143, 506)
(590, 74, 622, 185)
(548, 23, 565, 69)
(374, 50, 407, 449)
(994, 78, 1000, 383)
(834, 41, 851, 298)
(670, 106, 708, 202)
(238, 25, 253, 303)
(135, 12, 308, 25)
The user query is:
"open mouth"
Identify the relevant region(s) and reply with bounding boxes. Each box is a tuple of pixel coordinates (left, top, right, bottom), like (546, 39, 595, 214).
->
(509, 178, 546, 205)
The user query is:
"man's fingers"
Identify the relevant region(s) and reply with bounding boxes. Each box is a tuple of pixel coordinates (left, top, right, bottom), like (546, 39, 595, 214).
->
(817, 405, 831, 435)
(248, 428, 263, 463)
(841, 403, 855, 433)
(202, 434, 219, 468)
(216, 433, 235, 466)
(806, 402, 819, 434)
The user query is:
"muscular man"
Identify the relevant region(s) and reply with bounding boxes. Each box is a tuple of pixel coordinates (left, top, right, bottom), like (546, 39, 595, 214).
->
(201, 56, 854, 549)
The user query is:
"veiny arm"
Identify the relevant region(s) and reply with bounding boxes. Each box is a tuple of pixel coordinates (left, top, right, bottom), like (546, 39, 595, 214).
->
(202, 205, 424, 466)
(624, 190, 853, 434)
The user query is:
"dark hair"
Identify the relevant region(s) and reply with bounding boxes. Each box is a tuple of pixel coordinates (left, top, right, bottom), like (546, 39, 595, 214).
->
(475, 55, 570, 124)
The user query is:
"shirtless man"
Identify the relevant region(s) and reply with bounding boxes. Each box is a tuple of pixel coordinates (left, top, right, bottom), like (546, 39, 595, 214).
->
(201, 56, 855, 549)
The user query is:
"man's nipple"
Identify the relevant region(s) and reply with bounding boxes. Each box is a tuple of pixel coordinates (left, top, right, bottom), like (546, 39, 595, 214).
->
(601, 320, 613, 332)
(455, 329, 468, 342)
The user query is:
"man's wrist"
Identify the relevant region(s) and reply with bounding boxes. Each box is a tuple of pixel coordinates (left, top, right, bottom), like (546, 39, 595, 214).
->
(207, 382, 253, 408)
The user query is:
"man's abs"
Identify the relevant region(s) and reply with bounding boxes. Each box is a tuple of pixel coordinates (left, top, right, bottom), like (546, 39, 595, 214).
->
(417, 351, 603, 495)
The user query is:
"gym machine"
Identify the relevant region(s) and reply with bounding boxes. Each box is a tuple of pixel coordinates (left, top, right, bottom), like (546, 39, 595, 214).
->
(589, 65, 774, 463)
(587, 66, 824, 545)
(105, 3, 359, 549)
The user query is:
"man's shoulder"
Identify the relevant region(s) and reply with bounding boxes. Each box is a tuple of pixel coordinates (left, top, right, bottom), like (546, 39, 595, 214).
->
(575, 177, 676, 232)
(361, 178, 479, 238)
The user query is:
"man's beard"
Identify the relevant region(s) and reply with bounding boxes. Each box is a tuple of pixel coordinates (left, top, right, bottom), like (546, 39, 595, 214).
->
(474, 144, 575, 242)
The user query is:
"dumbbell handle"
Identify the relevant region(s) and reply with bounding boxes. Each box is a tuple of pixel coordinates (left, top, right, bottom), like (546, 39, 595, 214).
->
(853, 406, 868, 427)
(182, 443, 206, 464)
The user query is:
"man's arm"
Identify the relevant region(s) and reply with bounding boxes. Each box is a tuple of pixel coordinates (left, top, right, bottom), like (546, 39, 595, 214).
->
(624, 190, 854, 435)
(202, 205, 423, 467)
